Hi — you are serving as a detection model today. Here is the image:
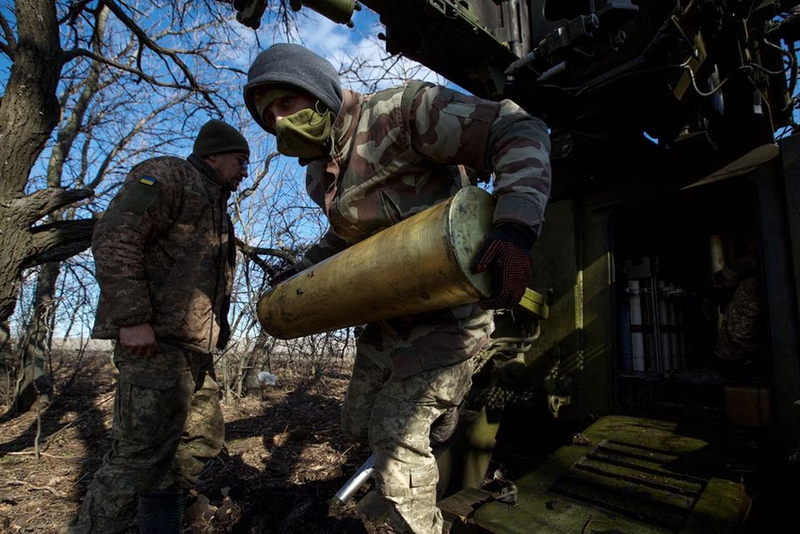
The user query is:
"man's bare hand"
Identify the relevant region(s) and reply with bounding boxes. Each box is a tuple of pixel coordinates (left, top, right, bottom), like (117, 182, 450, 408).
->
(119, 324, 158, 356)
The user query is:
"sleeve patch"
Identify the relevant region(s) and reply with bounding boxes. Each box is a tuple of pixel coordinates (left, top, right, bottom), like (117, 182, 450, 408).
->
(118, 180, 159, 215)
(139, 176, 158, 186)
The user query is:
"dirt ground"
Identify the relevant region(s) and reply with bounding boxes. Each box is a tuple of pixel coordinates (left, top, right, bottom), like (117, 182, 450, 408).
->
(0, 351, 385, 534)
(5, 350, 798, 534)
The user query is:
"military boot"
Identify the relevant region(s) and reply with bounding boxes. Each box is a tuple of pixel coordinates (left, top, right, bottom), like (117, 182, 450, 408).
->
(137, 490, 186, 534)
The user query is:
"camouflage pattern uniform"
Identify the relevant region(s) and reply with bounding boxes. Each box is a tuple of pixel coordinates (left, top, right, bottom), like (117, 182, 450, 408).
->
(68, 154, 234, 533)
(301, 82, 552, 533)
(716, 277, 762, 363)
(91, 155, 235, 351)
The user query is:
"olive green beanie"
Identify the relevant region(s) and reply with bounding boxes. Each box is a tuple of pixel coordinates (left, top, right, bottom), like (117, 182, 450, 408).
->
(193, 119, 250, 157)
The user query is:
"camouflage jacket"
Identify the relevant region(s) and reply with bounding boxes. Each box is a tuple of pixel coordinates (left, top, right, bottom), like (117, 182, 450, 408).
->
(298, 81, 552, 266)
(91, 155, 235, 353)
(296, 82, 552, 375)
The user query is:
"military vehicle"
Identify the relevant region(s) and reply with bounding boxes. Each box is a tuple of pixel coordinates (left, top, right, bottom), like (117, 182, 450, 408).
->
(239, 1, 800, 532)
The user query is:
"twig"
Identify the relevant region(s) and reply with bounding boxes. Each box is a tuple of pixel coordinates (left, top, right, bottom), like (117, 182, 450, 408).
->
(3, 479, 63, 497)
(7, 451, 77, 459)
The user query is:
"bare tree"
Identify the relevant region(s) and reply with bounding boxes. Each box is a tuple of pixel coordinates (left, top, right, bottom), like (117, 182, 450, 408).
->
(11, 4, 189, 408)
(0, 0, 297, 409)
(0, 0, 315, 320)
(222, 153, 328, 397)
(1, 0, 444, 408)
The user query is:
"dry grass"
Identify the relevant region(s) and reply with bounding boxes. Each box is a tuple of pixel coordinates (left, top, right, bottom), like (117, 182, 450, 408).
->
(0, 349, 382, 533)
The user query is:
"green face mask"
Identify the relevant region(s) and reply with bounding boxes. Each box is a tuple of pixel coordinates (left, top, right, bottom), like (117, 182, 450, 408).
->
(274, 108, 334, 159)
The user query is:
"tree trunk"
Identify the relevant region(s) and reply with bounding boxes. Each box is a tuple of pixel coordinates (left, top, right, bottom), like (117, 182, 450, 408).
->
(0, 0, 63, 322)
(11, 6, 111, 412)
(0, 321, 13, 402)
(15, 263, 60, 411)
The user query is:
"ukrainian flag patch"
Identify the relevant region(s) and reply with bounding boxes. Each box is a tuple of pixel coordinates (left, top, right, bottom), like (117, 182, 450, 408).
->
(139, 176, 157, 186)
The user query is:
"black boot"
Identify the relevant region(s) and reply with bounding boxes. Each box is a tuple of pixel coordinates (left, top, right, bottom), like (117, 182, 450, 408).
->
(137, 490, 186, 534)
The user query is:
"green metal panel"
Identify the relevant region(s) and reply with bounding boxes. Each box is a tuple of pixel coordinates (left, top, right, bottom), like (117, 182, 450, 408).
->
(526, 199, 583, 421)
(580, 206, 616, 416)
(525, 198, 616, 420)
(774, 134, 800, 443)
(472, 415, 749, 534)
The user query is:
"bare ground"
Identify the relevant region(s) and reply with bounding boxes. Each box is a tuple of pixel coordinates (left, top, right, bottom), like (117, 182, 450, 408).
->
(0, 351, 384, 534)
(5, 350, 799, 534)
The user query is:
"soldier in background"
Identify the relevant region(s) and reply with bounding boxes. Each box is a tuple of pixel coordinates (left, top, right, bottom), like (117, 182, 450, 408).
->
(63, 120, 250, 534)
(243, 43, 551, 534)
(713, 251, 764, 378)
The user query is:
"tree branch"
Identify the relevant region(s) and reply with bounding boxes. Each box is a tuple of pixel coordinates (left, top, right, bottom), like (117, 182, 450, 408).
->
(0, 10, 16, 57)
(59, 47, 205, 93)
(235, 237, 295, 275)
(87, 95, 192, 190)
(101, 0, 221, 112)
(239, 151, 281, 200)
(9, 188, 93, 226)
(48, 6, 108, 190)
(24, 219, 96, 269)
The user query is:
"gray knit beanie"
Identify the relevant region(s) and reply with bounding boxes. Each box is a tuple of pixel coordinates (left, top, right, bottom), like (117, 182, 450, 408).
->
(193, 119, 250, 157)
(244, 43, 343, 132)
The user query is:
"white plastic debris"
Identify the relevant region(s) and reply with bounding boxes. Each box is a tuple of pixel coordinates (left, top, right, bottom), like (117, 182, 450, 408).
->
(257, 371, 278, 386)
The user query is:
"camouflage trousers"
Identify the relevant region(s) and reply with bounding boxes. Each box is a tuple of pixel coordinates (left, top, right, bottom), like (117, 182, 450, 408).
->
(342, 332, 478, 534)
(65, 342, 224, 534)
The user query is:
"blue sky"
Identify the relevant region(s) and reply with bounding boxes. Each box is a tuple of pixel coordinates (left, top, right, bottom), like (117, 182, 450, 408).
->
(219, 3, 448, 91)
(0, 1, 449, 340)
(3, 2, 798, 340)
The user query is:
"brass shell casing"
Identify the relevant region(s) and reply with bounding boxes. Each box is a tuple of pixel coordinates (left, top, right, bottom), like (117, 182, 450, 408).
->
(257, 186, 495, 339)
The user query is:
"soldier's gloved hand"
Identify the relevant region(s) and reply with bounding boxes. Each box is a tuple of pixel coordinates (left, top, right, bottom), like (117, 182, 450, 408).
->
(472, 223, 533, 310)
(430, 406, 460, 444)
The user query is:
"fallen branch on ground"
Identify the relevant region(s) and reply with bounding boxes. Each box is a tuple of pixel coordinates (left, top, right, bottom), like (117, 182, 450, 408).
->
(3, 479, 62, 497)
